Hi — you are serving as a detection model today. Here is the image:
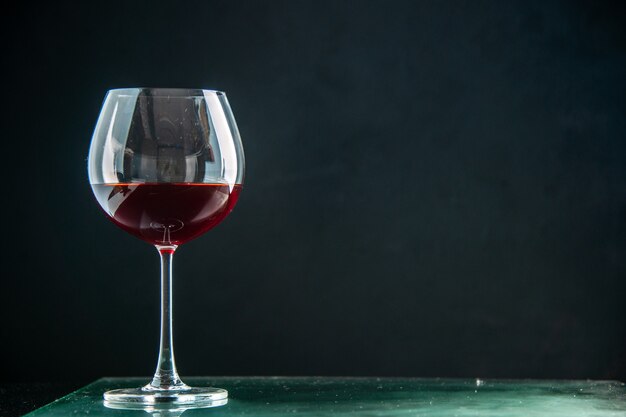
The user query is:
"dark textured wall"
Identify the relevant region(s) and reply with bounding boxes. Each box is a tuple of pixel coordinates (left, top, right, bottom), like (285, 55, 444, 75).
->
(3, 0, 625, 383)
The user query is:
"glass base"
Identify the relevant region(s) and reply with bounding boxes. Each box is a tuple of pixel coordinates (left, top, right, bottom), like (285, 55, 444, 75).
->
(103, 385, 228, 405)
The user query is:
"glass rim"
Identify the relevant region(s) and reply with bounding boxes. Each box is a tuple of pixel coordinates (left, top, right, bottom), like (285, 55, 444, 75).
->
(106, 87, 226, 97)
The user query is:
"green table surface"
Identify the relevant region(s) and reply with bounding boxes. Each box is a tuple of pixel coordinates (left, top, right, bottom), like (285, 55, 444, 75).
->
(25, 377, 626, 417)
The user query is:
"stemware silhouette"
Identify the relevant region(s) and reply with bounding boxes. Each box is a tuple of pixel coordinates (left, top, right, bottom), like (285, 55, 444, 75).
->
(88, 88, 244, 404)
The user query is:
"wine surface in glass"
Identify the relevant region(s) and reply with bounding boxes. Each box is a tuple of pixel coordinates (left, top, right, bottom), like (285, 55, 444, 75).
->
(92, 183, 242, 245)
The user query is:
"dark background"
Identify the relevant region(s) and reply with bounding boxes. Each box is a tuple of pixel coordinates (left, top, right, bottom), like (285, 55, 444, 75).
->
(3, 0, 625, 387)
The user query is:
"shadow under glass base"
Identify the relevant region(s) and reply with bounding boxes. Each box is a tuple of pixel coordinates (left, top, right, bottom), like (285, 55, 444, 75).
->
(103, 384, 228, 405)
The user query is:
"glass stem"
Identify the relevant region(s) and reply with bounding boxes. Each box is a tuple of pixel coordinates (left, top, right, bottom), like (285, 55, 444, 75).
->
(148, 245, 186, 390)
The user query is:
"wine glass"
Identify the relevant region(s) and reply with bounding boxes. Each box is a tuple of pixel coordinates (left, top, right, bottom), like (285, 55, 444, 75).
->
(88, 88, 244, 405)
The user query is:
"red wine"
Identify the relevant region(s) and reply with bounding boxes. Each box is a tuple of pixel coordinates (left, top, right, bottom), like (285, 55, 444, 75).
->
(92, 183, 242, 245)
